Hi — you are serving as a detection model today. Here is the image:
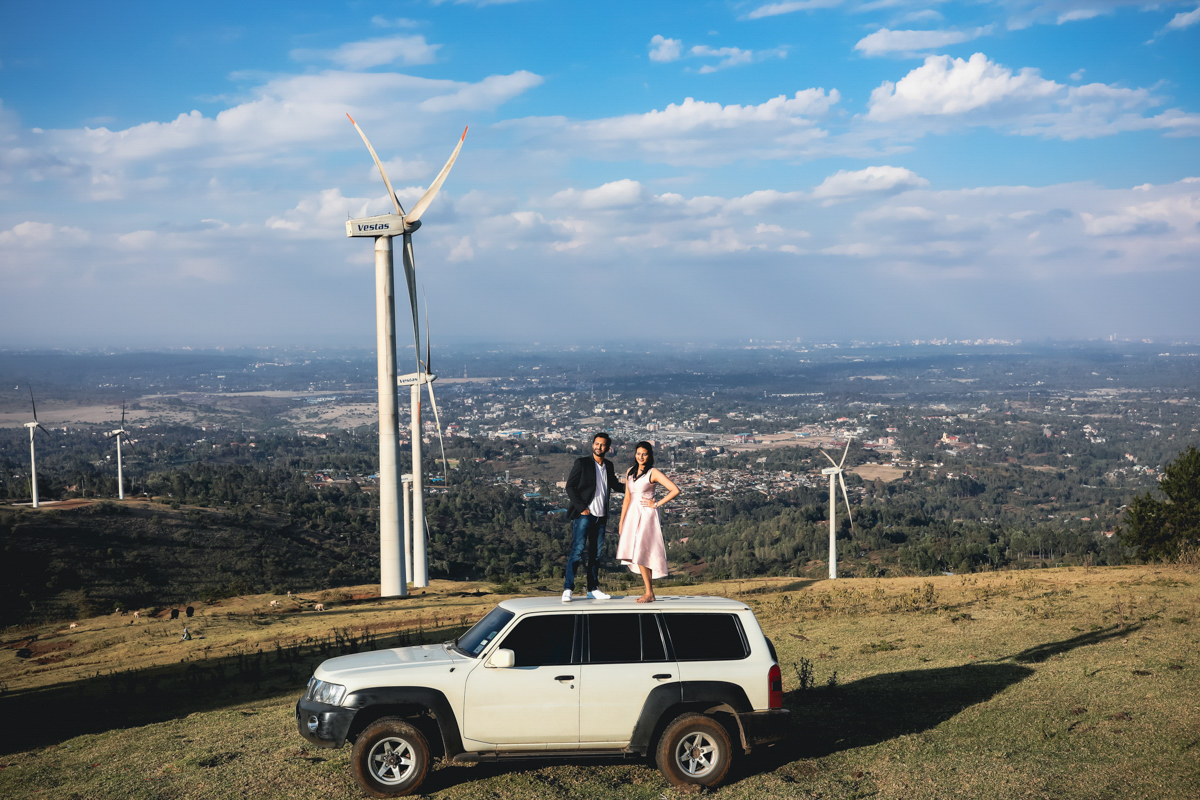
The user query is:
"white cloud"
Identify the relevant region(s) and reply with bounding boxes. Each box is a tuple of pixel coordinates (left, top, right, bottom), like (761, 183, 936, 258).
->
(812, 166, 929, 203)
(447, 235, 474, 262)
(370, 16, 420, 29)
(866, 53, 1200, 139)
(11, 68, 542, 201)
(868, 53, 1058, 119)
(745, 0, 843, 19)
(507, 88, 841, 166)
(854, 27, 993, 57)
(1056, 9, 1106, 23)
(0, 220, 89, 247)
(117, 230, 157, 249)
(551, 179, 645, 209)
(648, 37, 787, 72)
(1162, 4, 1200, 33)
(419, 71, 542, 112)
(690, 44, 787, 72)
(649, 35, 682, 63)
(293, 36, 441, 69)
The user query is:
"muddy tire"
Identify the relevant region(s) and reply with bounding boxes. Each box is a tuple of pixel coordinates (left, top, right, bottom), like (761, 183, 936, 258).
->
(655, 712, 733, 789)
(350, 717, 430, 797)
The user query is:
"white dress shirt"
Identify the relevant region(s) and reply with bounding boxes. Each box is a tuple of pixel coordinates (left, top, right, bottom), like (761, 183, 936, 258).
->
(588, 459, 607, 517)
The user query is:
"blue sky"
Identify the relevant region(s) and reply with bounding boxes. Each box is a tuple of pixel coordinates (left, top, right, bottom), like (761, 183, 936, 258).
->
(2, 0, 1198, 348)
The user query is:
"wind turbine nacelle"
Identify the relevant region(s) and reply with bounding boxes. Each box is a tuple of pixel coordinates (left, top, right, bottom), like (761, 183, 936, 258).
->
(397, 372, 435, 386)
(821, 467, 841, 475)
(346, 214, 419, 238)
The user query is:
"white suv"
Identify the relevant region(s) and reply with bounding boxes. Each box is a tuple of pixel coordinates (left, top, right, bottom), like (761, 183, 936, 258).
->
(296, 595, 789, 797)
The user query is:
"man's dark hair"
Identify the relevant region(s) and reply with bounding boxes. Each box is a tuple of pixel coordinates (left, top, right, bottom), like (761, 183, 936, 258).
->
(592, 432, 611, 446)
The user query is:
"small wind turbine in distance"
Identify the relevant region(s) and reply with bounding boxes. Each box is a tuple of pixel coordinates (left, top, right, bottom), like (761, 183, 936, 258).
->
(395, 288, 451, 585)
(820, 438, 855, 580)
(24, 387, 50, 508)
(345, 115, 466, 595)
(106, 401, 132, 501)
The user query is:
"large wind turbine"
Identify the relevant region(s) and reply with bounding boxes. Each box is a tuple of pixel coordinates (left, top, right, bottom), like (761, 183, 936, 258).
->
(819, 438, 855, 580)
(346, 115, 466, 596)
(106, 402, 132, 500)
(24, 388, 49, 508)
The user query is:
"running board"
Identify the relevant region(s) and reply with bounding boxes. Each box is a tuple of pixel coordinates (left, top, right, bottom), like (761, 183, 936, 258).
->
(452, 748, 638, 763)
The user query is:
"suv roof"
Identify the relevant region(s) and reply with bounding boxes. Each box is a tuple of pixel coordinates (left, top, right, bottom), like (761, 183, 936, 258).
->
(496, 595, 752, 614)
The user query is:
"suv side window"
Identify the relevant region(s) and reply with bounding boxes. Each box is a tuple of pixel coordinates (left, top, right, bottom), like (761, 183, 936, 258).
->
(662, 613, 748, 661)
(587, 614, 670, 663)
(498, 614, 577, 667)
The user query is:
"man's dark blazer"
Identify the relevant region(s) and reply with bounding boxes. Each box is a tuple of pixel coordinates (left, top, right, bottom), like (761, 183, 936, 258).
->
(565, 456, 626, 520)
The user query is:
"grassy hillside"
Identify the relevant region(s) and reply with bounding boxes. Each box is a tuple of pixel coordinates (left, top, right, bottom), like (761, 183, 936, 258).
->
(1, 567, 1197, 799)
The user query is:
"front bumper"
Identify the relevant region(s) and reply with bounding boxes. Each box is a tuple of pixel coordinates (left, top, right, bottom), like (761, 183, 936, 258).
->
(740, 709, 790, 748)
(295, 697, 357, 749)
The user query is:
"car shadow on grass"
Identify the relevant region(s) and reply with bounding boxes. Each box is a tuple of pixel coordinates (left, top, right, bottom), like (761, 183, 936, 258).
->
(737, 624, 1136, 780)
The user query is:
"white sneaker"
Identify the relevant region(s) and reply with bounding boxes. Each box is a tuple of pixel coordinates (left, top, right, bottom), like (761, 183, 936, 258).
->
(561, 590, 573, 603)
(587, 589, 612, 601)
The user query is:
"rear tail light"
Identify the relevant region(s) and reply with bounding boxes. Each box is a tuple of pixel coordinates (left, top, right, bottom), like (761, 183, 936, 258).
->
(768, 663, 783, 709)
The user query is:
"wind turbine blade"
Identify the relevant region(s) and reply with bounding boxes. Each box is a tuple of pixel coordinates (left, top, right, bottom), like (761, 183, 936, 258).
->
(839, 437, 852, 469)
(401, 233, 422, 374)
(422, 285, 431, 375)
(838, 473, 855, 530)
(36, 424, 49, 437)
(426, 381, 450, 480)
(347, 114, 403, 216)
(29, 387, 38, 422)
(404, 126, 467, 225)
(121, 401, 126, 428)
(820, 449, 838, 467)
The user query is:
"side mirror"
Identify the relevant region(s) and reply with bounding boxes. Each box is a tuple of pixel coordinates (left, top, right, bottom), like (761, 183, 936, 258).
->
(488, 648, 515, 668)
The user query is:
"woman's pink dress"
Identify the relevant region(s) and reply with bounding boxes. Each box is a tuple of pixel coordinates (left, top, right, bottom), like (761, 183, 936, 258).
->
(617, 469, 669, 579)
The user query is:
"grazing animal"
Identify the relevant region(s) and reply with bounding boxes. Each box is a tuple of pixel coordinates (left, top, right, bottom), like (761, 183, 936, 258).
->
(69, 622, 78, 629)
(185, 606, 194, 618)
(170, 609, 180, 620)
(270, 600, 279, 607)
(133, 611, 139, 619)
(314, 603, 325, 612)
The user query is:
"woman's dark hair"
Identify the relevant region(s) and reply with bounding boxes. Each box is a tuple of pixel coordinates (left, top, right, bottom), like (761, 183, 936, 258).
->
(628, 441, 655, 479)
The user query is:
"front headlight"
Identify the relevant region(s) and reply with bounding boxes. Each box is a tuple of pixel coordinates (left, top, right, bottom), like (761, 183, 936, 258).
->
(305, 676, 347, 706)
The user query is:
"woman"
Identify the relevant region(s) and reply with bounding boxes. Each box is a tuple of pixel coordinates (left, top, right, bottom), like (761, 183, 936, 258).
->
(617, 441, 681, 603)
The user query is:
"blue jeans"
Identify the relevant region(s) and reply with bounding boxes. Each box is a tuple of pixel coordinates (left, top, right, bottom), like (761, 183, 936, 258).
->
(564, 514, 606, 591)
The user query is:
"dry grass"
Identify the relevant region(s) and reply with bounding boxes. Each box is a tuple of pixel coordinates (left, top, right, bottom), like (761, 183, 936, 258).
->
(2, 567, 1198, 799)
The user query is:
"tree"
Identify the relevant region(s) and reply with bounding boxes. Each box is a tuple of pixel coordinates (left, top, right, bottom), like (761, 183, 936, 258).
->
(1120, 446, 1200, 560)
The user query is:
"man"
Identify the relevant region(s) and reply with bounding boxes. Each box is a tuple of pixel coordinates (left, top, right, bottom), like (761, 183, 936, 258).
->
(562, 432, 625, 602)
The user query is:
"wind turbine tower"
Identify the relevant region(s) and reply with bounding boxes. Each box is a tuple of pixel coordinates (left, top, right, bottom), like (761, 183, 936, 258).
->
(820, 438, 855, 579)
(24, 388, 49, 508)
(106, 402, 132, 500)
(345, 115, 465, 595)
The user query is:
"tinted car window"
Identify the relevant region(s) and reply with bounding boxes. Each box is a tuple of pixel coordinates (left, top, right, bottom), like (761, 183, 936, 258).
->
(640, 615, 667, 662)
(663, 613, 747, 661)
(588, 614, 641, 663)
(499, 614, 576, 667)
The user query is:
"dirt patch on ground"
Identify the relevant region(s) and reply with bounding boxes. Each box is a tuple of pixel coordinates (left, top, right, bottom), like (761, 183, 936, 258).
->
(851, 463, 907, 482)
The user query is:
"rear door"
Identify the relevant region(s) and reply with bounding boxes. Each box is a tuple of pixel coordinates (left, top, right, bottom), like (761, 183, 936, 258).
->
(661, 612, 756, 704)
(578, 612, 678, 744)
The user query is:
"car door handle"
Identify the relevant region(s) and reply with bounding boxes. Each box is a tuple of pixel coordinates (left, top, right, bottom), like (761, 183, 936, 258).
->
(653, 673, 673, 680)
(555, 675, 575, 681)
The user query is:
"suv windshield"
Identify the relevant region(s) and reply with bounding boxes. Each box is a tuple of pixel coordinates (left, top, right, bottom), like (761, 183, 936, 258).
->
(454, 606, 515, 658)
